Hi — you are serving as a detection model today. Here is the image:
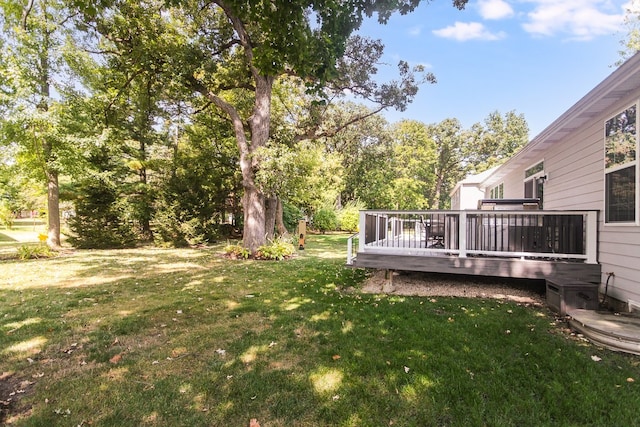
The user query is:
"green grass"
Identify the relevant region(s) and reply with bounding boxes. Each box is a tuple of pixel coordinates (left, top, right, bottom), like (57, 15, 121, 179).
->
(1, 234, 639, 426)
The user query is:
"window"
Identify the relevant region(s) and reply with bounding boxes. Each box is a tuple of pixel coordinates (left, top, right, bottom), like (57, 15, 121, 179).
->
(490, 183, 504, 199)
(605, 104, 638, 224)
(524, 161, 544, 207)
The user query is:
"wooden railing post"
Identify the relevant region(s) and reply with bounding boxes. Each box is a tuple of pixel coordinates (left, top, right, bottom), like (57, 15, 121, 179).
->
(585, 211, 598, 264)
(458, 211, 467, 258)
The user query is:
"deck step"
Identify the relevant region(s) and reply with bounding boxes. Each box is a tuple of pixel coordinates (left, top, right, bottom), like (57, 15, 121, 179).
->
(568, 309, 640, 356)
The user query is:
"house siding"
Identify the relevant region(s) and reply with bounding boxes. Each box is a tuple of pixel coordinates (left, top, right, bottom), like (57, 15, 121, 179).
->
(486, 90, 640, 306)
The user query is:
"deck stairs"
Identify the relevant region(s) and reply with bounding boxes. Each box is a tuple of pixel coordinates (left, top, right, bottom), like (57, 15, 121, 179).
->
(568, 309, 640, 356)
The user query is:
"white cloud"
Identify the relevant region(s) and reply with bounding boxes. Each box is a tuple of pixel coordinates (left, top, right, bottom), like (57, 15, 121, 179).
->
(478, 0, 515, 20)
(521, 0, 626, 40)
(433, 22, 507, 41)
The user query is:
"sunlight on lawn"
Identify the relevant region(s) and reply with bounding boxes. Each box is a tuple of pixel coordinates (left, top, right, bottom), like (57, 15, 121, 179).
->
(310, 367, 343, 394)
(3, 317, 42, 331)
(3, 336, 47, 356)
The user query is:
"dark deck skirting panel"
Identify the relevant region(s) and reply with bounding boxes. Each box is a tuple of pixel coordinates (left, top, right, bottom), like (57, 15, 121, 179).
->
(352, 253, 601, 283)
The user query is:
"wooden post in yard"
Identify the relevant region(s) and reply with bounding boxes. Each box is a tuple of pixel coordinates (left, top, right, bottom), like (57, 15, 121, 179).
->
(298, 219, 306, 250)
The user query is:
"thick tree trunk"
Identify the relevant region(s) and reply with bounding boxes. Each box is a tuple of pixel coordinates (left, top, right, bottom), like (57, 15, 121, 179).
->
(46, 168, 61, 248)
(275, 198, 287, 236)
(264, 196, 277, 241)
(241, 183, 265, 252)
(240, 74, 274, 252)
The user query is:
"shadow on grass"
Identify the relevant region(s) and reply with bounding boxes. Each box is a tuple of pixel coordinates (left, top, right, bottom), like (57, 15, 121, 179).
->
(1, 235, 639, 426)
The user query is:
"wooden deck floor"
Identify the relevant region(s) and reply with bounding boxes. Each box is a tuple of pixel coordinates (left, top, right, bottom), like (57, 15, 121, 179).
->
(351, 252, 601, 283)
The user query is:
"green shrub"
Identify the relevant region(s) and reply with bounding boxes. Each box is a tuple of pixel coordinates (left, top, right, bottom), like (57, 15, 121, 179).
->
(0, 202, 14, 229)
(337, 200, 365, 232)
(67, 176, 137, 249)
(17, 244, 55, 260)
(312, 207, 338, 233)
(282, 202, 303, 232)
(224, 243, 250, 259)
(256, 238, 295, 261)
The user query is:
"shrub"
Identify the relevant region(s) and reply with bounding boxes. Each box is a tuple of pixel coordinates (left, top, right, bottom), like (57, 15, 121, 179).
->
(256, 238, 295, 261)
(17, 244, 55, 260)
(0, 202, 14, 229)
(67, 177, 137, 249)
(282, 202, 303, 232)
(312, 207, 338, 233)
(224, 243, 250, 259)
(337, 200, 365, 232)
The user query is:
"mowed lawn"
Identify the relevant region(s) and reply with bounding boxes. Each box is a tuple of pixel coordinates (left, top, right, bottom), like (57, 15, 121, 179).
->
(1, 234, 639, 426)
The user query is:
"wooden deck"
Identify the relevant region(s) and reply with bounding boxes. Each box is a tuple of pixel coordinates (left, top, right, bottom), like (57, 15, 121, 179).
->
(351, 252, 601, 283)
(347, 209, 601, 283)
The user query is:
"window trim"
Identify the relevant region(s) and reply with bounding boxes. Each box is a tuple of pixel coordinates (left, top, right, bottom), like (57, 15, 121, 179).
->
(523, 161, 545, 207)
(490, 183, 504, 199)
(604, 102, 639, 226)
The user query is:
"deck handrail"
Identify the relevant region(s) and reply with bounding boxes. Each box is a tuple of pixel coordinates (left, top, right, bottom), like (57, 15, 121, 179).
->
(346, 232, 358, 265)
(354, 209, 598, 264)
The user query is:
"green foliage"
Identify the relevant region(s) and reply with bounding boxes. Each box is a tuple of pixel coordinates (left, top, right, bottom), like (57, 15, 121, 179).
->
(312, 207, 338, 233)
(0, 201, 14, 229)
(224, 242, 250, 259)
(16, 244, 55, 260)
(282, 202, 303, 232)
(336, 200, 365, 232)
(67, 176, 137, 249)
(255, 238, 295, 260)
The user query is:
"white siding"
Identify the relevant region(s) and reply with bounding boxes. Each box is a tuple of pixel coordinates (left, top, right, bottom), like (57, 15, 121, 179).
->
(498, 92, 640, 305)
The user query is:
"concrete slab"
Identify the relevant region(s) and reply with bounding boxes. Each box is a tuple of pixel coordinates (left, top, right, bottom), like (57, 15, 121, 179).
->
(569, 309, 640, 355)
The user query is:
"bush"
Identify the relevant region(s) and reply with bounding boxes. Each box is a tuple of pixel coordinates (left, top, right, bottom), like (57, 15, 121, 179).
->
(312, 207, 338, 233)
(282, 202, 303, 232)
(67, 177, 137, 249)
(17, 244, 55, 260)
(337, 200, 365, 232)
(256, 238, 295, 260)
(0, 202, 14, 229)
(224, 243, 250, 259)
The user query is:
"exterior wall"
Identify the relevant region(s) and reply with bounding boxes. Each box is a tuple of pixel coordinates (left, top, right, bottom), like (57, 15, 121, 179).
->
(498, 91, 640, 307)
(459, 185, 485, 210)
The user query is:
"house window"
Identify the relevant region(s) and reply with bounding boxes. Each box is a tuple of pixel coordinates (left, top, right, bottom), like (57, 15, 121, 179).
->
(490, 183, 504, 199)
(605, 104, 638, 224)
(524, 161, 544, 207)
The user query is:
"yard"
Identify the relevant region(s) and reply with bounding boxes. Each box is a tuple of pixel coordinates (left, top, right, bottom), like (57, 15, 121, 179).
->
(1, 233, 639, 426)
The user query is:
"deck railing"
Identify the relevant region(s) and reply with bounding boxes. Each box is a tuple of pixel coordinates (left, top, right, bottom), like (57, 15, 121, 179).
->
(347, 210, 598, 265)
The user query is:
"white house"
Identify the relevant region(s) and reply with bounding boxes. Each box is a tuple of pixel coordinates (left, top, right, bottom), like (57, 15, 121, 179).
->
(450, 52, 640, 311)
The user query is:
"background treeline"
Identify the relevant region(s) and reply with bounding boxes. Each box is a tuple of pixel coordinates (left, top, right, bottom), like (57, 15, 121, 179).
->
(0, 0, 527, 249)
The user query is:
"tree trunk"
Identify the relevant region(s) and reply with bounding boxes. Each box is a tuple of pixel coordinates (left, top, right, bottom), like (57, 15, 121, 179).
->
(264, 196, 277, 241)
(241, 74, 274, 252)
(46, 168, 61, 248)
(275, 198, 287, 236)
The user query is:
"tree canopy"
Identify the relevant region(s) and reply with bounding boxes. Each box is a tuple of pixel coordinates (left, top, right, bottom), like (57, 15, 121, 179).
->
(0, 0, 536, 251)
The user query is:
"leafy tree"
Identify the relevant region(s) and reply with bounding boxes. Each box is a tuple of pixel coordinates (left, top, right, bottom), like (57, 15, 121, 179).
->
(428, 118, 467, 209)
(618, 1, 640, 65)
(72, 0, 468, 253)
(391, 119, 436, 209)
(0, 0, 79, 248)
(466, 110, 528, 173)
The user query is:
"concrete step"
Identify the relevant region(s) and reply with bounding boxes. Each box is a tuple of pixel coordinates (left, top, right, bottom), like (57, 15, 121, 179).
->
(568, 309, 640, 356)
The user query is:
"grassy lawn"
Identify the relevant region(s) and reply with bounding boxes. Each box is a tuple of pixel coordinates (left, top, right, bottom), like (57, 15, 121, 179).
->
(1, 234, 639, 426)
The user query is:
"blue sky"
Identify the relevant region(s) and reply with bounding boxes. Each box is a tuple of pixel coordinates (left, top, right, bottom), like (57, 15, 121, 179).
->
(355, 0, 635, 137)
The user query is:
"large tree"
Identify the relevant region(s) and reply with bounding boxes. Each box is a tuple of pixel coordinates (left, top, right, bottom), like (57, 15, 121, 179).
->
(74, 0, 468, 252)
(0, 0, 77, 247)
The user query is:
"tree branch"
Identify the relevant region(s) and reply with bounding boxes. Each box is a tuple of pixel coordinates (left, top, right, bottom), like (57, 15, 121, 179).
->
(21, 0, 34, 29)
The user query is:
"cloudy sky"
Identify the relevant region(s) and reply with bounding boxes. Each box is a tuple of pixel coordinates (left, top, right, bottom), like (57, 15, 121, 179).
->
(356, 0, 636, 136)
